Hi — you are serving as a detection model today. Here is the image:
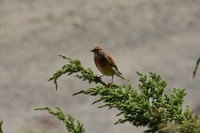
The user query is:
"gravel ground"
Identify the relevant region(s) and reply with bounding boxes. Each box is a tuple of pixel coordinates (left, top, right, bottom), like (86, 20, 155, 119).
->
(1, 0, 200, 133)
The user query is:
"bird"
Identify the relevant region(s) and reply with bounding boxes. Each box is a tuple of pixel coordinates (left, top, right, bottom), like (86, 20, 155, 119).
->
(91, 46, 129, 84)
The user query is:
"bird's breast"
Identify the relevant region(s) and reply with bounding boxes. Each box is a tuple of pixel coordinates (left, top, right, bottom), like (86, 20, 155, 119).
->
(94, 56, 115, 76)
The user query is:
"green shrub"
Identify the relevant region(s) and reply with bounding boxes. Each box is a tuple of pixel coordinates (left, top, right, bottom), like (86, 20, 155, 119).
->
(47, 55, 200, 133)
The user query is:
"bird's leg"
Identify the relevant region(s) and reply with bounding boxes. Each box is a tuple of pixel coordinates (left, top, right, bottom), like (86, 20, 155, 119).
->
(108, 76, 114, 86)
(111, 75, 114, 84)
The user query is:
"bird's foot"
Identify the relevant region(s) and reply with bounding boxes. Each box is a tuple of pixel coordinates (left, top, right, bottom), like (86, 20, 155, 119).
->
(107, 82, 113, 87)
(94, 75, 103, 80)
(94, 75, 104, 84)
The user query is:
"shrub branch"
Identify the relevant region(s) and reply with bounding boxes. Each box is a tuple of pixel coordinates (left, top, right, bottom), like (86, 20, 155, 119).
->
(49, 56, 200, 132)
(193, 57, 200, 78)
(35, 107, 85, 133)
(0, 120, 3, 133)
(49, 55, 108, 90)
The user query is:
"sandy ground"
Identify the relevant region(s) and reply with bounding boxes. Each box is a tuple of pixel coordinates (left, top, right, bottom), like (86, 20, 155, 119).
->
(1, 0, 200, 133)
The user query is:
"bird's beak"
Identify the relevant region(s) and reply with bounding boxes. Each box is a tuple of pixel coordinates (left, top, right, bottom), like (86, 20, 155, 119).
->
(91, 49, 94, 52)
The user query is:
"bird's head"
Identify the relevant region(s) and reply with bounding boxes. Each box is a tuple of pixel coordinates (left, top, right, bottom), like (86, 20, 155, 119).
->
(91, 46, 104, 57)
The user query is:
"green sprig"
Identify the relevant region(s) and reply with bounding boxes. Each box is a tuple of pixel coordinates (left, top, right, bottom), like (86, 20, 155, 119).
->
(0, 120, 3, 133)
(35, 107, 85, 133)
(49, 55, 107, 90)
(193, 57, 200, 78)
(49, 56, 200, 132)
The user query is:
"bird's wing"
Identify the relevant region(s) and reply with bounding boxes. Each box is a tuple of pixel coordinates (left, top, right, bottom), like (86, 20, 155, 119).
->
(105, 53, 119, 71)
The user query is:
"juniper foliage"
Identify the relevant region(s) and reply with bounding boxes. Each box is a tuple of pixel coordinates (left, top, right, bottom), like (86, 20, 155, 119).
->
(48, 55, 107, 90)
(48, 56, 200, 132)
(35, 107, 85, 133)
(193, 57, 200, 78)
(0, 120, 3, 133)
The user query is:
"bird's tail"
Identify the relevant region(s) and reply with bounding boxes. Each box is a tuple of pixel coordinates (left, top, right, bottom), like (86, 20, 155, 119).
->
(116, 72, 129, 82)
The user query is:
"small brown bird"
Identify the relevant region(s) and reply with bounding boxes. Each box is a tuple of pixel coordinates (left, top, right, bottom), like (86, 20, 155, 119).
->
(91, 46, 128, 84)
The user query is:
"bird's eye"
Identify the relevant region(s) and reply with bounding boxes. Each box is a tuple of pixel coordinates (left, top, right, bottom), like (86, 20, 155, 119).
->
(92, 49, 99, 53)
(96, 49, 103, 56)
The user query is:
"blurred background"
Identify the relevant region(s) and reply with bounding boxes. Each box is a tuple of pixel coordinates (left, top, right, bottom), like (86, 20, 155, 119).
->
(1, 0, 200, 133)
